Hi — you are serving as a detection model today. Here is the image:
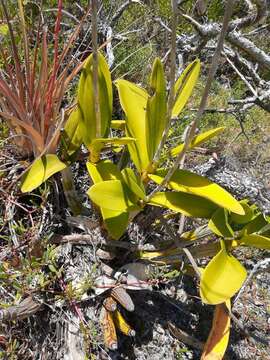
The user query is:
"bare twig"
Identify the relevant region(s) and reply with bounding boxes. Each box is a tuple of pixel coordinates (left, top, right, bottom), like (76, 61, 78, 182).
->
(159, 217, 202, 278)
(189, 107, 235, 114)
(229, 88, 270, 112)
(228, 0, 267, 30)
(182, 247, 201, 279)
(168, 322, 204, 350)
(51, 233, 154, 252)
(233, 258, 270, 304)
(110, 0, 143, 27)
(43, 8, 80, 23)
(178, 214, 186, 235)
(226, 307, 269, 346)
(224, 53, 258, 97)
(51, 233, 99, 245)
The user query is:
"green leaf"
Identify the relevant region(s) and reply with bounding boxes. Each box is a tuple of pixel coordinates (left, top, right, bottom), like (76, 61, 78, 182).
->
(87, 180, 137, 211)
(148, 192, 217, 218)
(242, 213, 269, 234)
(149, 169, 244, 215)
(200, 243, 247, 304)
(146, 58, 167, 159)
(239, 234, 270, 250)
(230, 201, 255, 225)
(259, 221, 270, 237)
(48, 264, 58, 274)
(86, 160, 122, 183)
(86, 161, 129, 239)
(121, 168, 146, 200)
(101, 208, 129, 240)
(61, 108, 83, 159)
(89, 137, 136, 162)
(170, 127, 225, 157)
(115, 79, 150, 172)
(21, 155, 66, 192)
(209, 208, 234, 238)
(78, 52, 112, 146)
(90, 136, 136, 153)
(172, 59, 200, 118)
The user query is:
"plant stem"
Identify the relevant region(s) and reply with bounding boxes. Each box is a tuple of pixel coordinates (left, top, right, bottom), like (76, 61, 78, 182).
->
(91, 0, 101, 139)
(61, 167, 83, 215)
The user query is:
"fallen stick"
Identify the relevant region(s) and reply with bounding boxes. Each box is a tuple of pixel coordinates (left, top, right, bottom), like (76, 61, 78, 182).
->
(168, 322, 204, 350)
(0, 296, 43, 322)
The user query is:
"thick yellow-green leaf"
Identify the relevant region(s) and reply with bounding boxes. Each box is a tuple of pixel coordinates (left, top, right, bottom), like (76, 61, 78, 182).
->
(201, 301, 231, 360)
(86, 160, 122, 183)
(87, 180, 136, 211)
(21, 154, 66, 192)
(149, 169, 244, 215)
(111, 120, 125, 130)
(200, 243, 247, 304)
(138, 242, 220, 264)
(101, 208, 129, 239)
(89, 137, 136, 162)
(78, 52, 112, 146)
(90, 136, 135, 150)
(181, 225, 211, 242)
(209, 208, 234, 238)
(239, 234, 270, 250)
(61, 108, 83, 158)
(121, 168, 146, 200)
(86, 161, 129, 239)
(146, 58, 167, 159)
(115, 79, 150, 172)
(242, 213, 268, 234)
(260, 221, 270, 237)
(137, 247, 181, 261)
(172, 59, 200, 118)
(170, 127, 225, 157)
(231, 201, 255, 225)
(149, 192, 217, 218)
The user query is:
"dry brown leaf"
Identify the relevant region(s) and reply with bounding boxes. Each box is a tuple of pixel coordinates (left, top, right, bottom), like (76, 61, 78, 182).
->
(201, 301, 231, 360)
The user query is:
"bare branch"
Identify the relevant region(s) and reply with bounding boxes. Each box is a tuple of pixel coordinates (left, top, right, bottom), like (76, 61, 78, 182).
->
(110, 0, 143, 28)
(227, 31, 270, 70)
(234, 258, 270, 304)
(0, 297, 43, 322)
(224, 53, 258, 97)
(181, 9, 270, 70)
(229, 0, 267, 30)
